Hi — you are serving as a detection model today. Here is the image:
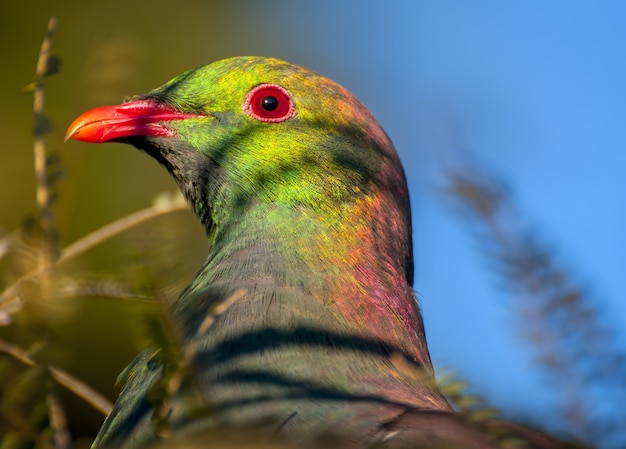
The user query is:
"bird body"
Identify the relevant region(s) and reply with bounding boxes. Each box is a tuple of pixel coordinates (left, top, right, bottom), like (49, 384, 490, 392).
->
(67, 57, 573, 449)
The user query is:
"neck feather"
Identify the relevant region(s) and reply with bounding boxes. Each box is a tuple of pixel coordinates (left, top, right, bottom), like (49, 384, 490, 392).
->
(178, 190, 434, 376)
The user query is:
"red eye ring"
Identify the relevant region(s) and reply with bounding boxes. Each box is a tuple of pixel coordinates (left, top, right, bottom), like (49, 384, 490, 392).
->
(243, 84, 295, 123)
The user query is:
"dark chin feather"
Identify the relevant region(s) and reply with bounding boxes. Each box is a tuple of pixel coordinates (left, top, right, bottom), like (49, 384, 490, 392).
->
(127, 136, 216, 231)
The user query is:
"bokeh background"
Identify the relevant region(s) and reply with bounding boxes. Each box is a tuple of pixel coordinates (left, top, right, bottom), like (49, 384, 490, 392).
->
(1, 1, 624, 447)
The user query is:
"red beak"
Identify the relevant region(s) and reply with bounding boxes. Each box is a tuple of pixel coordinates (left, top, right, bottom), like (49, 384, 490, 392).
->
(65, 99, 204, 143)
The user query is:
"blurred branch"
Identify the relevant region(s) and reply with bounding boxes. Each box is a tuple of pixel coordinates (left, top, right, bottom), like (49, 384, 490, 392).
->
(55, 278, 156, 302)
(444, 165, 626, 448)
(148, 288, 246, 439)
(0, 338, 113, 416)
(32, 17, 60, 298)
(0, 193, 189, 315)
(46, 390, 72, 449)
(59, 193, 187, 264)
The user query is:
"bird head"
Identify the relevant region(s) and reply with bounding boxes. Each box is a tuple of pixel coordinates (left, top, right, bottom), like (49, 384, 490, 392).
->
(69, 58, 406, 216)
(67, 57, 413, 283)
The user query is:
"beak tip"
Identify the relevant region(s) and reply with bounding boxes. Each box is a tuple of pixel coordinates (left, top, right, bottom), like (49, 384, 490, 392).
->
(64, 124, 80, 142)
(64, 114, 98, 143)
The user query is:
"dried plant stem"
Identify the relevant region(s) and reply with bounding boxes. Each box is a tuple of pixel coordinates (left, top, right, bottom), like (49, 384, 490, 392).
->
(0, 338, 113, 416)
(33, 17, 59, 298)
(0, 196, 189, 308)
(153, 288, 245, 438)
(46, 390, 72, 449)
(446, 168, 626, 445)
(59, 195, 188, 263)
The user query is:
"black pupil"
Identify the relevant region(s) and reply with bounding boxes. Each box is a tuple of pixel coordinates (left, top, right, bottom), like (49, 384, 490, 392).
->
(261, 96, 278, 111)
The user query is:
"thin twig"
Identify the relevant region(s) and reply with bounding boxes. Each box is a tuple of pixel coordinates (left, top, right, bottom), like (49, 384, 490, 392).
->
(0, 338, 113, 416)
(46, 390, 72, 449)
(445, 167, 626, 446)
(0, 195, 189, 308)
(59, 194, 188, 263)
(33, 17, 59, 298)
(152, 288, 246, 438)
(194, 288, 246, 337)
(181, 287, 246, 360)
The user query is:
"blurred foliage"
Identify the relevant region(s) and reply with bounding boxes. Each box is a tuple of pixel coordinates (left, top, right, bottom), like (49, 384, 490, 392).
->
(0, 8, 214, 445)
(443, 164, 626, 448)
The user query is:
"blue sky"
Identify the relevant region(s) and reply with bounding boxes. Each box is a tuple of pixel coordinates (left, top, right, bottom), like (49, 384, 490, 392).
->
(248, 0, 626, 439)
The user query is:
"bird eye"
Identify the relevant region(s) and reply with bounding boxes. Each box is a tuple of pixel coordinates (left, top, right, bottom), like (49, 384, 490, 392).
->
(243, 84, 295, 122)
